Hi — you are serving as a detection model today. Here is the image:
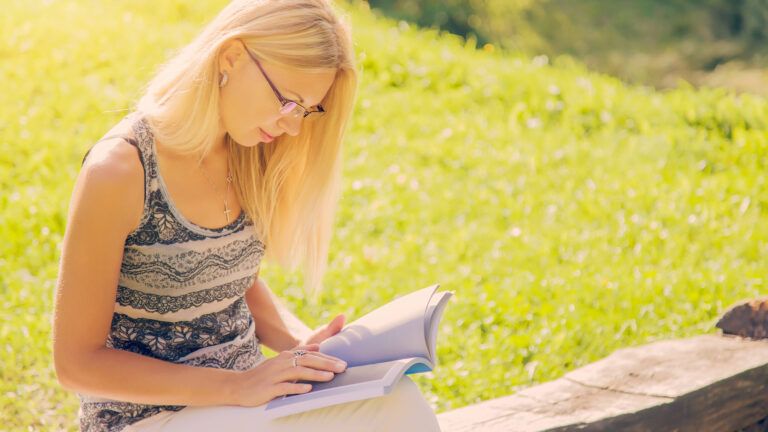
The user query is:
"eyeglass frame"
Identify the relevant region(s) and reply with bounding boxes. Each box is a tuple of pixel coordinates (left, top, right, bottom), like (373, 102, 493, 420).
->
(238, 40, 325, 119)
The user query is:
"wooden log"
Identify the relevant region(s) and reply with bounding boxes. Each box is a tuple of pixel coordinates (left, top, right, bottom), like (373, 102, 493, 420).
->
(716, 298, 768, 339)
(436, 379, 669, 432)
(438, 334, 768, 432)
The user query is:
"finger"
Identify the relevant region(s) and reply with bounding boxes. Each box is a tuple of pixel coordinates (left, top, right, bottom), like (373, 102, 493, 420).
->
(290, 344, 320, 352)
(304, 350, 347, 364)
(281, 347, 345, 367)
(298, 352, 347, 373)
(293, 352, 347, 372)
(315, 314, 345, 340)
(277, 345, 319, 361)
(272, 382, 313, 398)
(329, 314, 345, 331)
(281, 365, 337, 383)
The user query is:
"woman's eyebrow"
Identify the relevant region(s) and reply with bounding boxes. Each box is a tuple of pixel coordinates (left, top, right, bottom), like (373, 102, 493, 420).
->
(285, 89, 305, 104)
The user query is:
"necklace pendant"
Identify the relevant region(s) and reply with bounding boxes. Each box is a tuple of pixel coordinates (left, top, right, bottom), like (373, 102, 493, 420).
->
(223, 204, 232, 223)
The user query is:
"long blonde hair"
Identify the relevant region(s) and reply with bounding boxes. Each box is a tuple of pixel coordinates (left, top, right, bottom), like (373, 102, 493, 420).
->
(136, 0, 358, 296)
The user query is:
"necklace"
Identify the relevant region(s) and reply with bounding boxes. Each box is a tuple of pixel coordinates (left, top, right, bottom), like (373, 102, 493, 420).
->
(198, 158, 234, 224)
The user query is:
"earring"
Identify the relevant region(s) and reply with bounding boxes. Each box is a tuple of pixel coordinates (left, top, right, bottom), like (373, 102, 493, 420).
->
(219, 71, 229, 88)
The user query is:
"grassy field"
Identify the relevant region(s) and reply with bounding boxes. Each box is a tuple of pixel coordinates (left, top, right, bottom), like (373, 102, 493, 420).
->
(2, 0, 767, 430)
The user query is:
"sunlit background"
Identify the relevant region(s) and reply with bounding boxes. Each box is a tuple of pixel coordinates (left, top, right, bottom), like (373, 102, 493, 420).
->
(1, 1, 766, 430)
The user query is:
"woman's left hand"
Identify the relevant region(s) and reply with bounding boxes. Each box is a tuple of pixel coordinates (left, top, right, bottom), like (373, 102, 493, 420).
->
(299, 313, 345, 346)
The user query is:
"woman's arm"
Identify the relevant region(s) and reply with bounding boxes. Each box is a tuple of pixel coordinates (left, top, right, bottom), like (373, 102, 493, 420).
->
(52, 139, 239, 406)
(244, 275, 312, 352)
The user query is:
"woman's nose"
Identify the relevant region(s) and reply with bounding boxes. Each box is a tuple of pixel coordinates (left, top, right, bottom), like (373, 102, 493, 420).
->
(277, 115, 302, 137)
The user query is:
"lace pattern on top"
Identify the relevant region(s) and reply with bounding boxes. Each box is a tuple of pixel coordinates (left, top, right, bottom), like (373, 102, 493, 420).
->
(77, 114, 266, 432)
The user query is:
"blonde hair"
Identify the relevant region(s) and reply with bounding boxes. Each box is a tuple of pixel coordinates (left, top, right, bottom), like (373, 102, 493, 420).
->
(136, 0, 358, 296)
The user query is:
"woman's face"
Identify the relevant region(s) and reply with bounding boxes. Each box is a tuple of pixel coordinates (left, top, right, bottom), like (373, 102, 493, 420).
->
(218, 40, 337, 147)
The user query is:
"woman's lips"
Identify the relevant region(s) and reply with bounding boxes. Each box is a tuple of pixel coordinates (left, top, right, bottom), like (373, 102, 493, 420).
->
(259, 128, 274, 142)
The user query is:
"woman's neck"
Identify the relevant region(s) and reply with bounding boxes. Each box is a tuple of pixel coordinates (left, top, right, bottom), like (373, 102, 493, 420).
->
(212, 124, 228, 156)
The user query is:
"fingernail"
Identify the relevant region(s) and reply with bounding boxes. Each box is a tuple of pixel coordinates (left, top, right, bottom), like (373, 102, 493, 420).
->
(335, 361, 347, 371)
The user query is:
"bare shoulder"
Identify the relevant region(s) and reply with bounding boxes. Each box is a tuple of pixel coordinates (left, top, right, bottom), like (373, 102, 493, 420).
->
(75, 131, 145, 235)
(82, 137, 142, 182)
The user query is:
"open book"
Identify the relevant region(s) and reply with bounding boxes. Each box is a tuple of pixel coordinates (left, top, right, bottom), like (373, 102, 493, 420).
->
(264, 284, 453, 419)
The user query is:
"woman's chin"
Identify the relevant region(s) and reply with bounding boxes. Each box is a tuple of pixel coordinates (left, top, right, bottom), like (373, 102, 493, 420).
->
(230, 133, 263, 148)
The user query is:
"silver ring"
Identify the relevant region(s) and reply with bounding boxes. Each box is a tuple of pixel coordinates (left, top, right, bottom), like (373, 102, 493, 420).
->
(292, 350, 308, 368)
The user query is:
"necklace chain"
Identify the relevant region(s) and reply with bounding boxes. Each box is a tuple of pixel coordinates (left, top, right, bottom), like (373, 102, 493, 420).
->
(198, 159, 234, 224)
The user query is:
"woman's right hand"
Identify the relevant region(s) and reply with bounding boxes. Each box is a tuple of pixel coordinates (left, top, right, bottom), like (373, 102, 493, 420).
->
(226, 344, 347, 407)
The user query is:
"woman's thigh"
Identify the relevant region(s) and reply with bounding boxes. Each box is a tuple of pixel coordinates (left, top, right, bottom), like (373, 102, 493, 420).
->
(126, 377, 441, 432)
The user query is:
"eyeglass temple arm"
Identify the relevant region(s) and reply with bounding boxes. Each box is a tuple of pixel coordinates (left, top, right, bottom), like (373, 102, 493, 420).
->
(239, 40, 291, 106)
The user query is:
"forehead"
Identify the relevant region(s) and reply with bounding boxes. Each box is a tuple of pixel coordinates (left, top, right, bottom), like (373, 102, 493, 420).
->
(259, 60, 337, 107)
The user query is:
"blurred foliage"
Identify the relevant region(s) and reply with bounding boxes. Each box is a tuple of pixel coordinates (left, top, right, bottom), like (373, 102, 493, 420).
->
(365, 0, 768, 94)
(364, 0, 545, 49)
(365, 0, 768, 53)
(2, 0, 768, 430)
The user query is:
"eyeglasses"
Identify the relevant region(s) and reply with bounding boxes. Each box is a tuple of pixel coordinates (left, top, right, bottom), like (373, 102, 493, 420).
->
(239, 40, 325, 119)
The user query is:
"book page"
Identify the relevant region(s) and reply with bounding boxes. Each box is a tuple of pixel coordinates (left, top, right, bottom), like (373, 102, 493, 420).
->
(425, 291, 453, 362)
(319, 285, 440, 367)
(265, 357, 432, 419)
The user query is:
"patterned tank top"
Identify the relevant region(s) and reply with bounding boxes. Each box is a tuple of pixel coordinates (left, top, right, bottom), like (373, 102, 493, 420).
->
(77, 113, 266, 432)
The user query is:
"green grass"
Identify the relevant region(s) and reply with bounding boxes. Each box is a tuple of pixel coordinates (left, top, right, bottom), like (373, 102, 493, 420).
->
(2, 0, 767, 430)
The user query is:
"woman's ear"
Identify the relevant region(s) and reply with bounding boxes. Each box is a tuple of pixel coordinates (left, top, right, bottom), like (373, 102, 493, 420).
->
(218, 39, 246, 75)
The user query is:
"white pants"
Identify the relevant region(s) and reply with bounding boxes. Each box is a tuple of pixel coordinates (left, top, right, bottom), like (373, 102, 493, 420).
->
(124, 377, 441, 432)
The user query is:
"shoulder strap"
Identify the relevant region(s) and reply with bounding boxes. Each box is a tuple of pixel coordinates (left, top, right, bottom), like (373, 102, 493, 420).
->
(81, 134, 141, 167)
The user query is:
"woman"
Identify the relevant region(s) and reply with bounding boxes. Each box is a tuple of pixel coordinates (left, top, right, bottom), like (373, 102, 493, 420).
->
(51, 0, 441, 430)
